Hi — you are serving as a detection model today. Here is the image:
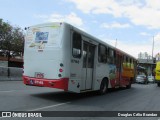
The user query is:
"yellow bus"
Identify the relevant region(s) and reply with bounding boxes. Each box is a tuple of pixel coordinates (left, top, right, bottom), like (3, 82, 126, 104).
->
(155, 61, 160, 86)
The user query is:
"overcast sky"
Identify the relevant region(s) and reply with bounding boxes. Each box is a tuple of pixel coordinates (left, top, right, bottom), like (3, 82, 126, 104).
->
(1, 0, 160, 58)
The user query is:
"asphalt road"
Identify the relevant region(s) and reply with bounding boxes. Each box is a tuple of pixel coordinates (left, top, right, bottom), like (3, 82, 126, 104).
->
(0, 81, 160, 120)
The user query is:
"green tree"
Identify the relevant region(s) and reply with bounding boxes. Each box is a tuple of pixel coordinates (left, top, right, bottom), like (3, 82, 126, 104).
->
(0, 19, 12, 42)
(0, 19, 24, 57)
(0, 19, 24, 77)
(0, 19, 12, 55)
(10, 27, 24, 57)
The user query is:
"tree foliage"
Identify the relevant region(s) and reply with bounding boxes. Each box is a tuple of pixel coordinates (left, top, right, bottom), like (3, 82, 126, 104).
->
(0, 19, 24, 57)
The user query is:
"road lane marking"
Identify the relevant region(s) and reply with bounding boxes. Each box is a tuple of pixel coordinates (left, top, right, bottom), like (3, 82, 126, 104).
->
(0, 102, 71, 119)
(0, 90, 15, 93)
(28, 101, 71, 111)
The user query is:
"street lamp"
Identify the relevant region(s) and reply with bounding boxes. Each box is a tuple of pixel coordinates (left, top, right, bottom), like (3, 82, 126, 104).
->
(115, 38, 117, 48)
(151, 36, 155, 78)
(152, 36, 154, 59)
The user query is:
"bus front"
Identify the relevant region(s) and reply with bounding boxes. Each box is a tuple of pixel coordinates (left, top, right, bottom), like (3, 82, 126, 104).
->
(23, 22, 69, 91)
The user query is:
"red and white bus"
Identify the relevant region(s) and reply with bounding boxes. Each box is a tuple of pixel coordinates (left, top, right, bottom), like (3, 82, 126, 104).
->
(23, 22, 137, 94)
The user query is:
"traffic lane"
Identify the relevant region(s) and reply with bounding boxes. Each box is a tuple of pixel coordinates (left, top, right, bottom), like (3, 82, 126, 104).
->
(0, 90, 70, 111)
(0, 81, 52, 91)
(1, 81, 159, 112)
(0, 81, 106, 111)
(0, 81, 107, 111)
(0, 82, 159, 111)
(0, 81, 66, 111)
(0, 82, 160, 120)
(0, 81, 32, 91)
(28, 83, 160, 120)
(0, 87, 105, 111)
(31, 84, 160, 111)
(27, 83, 160, 111)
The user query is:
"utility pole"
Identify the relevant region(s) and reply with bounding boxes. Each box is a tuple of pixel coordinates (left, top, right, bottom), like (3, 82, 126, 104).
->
(115, 38, 117, 48)
(151, 36, 155, 77)
(152, 36, 154, 59)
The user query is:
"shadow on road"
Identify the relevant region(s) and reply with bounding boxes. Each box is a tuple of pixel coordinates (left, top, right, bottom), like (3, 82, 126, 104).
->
(30, 87, 133, 103)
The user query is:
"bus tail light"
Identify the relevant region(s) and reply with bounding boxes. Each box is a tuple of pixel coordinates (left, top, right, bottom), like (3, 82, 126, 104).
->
(59, 68, 63, 72)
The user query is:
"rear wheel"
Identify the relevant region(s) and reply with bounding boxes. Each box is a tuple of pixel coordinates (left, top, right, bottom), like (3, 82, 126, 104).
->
(99, 79, 108, 95)
(126, 78, 132, 89)
(126, 82, 131, 89)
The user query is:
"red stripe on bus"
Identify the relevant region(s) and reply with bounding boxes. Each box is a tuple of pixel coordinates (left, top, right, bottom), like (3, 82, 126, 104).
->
(23, 76, 69, 91)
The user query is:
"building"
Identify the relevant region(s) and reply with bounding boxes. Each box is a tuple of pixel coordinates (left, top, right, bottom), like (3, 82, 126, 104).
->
(137, 52, 156, 76)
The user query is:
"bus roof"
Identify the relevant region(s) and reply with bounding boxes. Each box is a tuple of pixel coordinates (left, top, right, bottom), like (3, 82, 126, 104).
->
(26, 22, 137, 61)
(68, 23, 137, 61)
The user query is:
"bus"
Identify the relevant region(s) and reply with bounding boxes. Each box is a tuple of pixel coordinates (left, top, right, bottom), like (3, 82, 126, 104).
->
(155, 61, 160, 86)
(23, 22, 137, 94)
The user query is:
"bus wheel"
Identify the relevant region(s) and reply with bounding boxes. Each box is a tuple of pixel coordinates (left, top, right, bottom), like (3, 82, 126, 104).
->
(157, 83, 160, 87)
(126, 82, 131, 89)
(126, 80, 132, 89)
(99, 79, 108, 95)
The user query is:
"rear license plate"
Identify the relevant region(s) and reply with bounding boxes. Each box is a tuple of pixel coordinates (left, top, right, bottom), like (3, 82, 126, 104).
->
(35, 72, 44, 78)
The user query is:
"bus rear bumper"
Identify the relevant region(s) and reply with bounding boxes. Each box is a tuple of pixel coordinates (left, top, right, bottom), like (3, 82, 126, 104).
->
(23, 76, 69, 91)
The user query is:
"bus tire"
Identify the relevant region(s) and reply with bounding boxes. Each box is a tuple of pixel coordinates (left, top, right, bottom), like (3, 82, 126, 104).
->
(126, 79, 132, 89)
(126, 82, 131, 89)
(99, 79, 108, 95)
(157, 83, 160, 87)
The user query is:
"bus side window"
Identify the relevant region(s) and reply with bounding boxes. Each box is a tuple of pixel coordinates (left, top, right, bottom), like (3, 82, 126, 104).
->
(131, 59, 134, 69)
(126, 57, 129, 68)
(98, 44, 107, 63)
(123, 56, 126, 67)
(115, 53, 119, 66)
(72, 32, 82, 58)
(129, 58, 132, 68)
(108, 48, 114, 64)
(124, 56, 129, 67)
(113, 50, 116, 64)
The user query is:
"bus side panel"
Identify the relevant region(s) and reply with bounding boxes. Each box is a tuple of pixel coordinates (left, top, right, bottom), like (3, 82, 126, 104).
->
(156, 73, 160, 81)
(94, 63, 110, 90)
(121, 67, 134, 86)
(68, 32, 82, 93)
(156, 62, 160, 82)
(61, 23, 71, 81)
(62, 27, 81, 93)
(68, 60, 82, 93)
